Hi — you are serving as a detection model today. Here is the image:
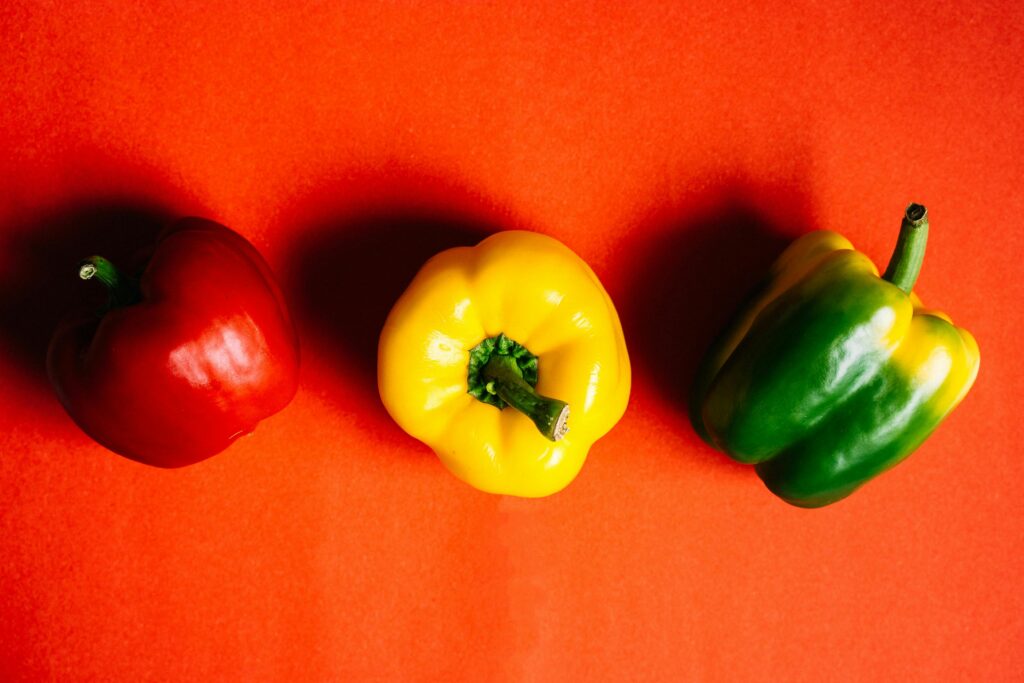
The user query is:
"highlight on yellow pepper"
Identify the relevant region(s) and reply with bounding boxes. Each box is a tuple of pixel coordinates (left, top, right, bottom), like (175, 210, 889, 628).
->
(378, 230, 631, 497)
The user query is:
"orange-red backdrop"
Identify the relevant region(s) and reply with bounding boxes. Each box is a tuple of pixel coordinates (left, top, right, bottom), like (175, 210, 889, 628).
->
(1, 2, 1022, 681)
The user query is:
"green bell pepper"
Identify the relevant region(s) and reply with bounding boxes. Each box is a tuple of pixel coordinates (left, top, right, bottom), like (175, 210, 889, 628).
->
(691, 204, 980, 508)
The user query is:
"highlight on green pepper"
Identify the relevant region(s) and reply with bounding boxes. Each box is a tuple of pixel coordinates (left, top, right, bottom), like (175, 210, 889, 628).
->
(691, 204, 980, 508)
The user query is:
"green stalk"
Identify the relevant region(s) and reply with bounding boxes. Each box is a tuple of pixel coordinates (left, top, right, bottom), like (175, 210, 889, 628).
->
(882, 203, 929, 294)
(79, 256, 142, 308)
(481, 354, 569, 441)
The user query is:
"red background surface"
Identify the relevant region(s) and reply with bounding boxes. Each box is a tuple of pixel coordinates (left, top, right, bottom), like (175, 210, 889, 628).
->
(1, 2, 1022, 680)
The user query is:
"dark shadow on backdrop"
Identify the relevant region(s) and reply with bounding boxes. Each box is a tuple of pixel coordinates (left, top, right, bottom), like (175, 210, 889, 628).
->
(280, 173, 506, 416)
(0, 202, 172, 393)
(617, 182, 812, 456)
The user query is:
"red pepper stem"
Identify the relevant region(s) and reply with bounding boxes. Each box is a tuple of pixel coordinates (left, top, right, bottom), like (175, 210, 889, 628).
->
(882, 203, 929, 294)
(482, 354, 569, 442)
(79, 256, 142, 308)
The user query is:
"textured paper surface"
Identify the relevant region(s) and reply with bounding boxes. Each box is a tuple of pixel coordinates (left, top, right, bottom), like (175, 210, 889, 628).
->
(1, 1, 1022, 680)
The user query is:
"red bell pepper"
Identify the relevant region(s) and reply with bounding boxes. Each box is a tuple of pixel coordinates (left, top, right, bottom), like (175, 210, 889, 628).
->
(47, 218, 299, 467)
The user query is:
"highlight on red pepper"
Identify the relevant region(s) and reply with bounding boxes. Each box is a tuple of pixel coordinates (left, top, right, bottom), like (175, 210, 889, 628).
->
(47, 217, 299, 467)
(377, 230, 631, 497)
(691, 204, 980, 507)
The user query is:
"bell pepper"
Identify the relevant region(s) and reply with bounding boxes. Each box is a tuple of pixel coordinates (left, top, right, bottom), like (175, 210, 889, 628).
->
(691, 204, 979, 507)
(378, 230, 631, 497)
(48, 217, 300, 468)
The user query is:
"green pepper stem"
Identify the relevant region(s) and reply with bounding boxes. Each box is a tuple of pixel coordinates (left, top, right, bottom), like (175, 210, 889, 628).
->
(79, 256, 142, 308)
(481, 354, 569, 441)
(882, 203, 929, 294)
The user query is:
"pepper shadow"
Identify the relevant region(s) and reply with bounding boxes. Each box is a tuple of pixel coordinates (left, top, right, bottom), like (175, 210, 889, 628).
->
(280, 175, 504, 420)
(617, 181, 813, 447)
(0, 202, 173, 395)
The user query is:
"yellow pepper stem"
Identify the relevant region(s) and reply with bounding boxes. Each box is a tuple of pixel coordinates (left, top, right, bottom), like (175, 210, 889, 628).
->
(482, 354, 570, 442)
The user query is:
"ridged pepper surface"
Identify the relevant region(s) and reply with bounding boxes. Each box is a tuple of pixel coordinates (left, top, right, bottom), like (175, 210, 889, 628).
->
(379, 231, 630, 497)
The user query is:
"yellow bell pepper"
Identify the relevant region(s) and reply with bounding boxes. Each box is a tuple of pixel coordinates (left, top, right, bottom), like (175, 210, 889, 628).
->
(378, 230, 631, 497)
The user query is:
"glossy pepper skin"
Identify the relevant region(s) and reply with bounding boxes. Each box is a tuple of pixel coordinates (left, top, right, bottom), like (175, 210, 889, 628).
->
(692, 205, 979, 507)
(378, 231, 631, 497)
(48, 217, 299, 467)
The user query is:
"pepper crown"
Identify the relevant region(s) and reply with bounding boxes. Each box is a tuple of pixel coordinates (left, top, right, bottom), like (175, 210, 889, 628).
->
(467, 333, 569, 441)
